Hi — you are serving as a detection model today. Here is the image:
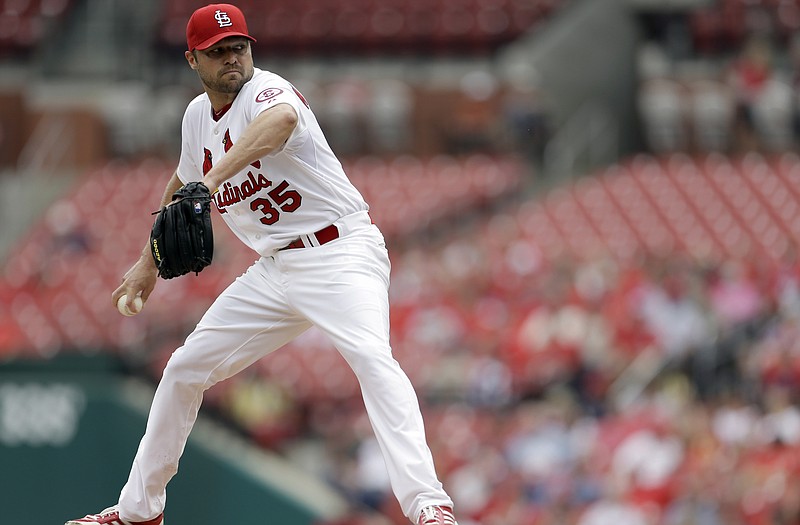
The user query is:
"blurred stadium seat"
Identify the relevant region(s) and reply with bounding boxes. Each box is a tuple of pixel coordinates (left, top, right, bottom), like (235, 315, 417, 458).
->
(0, 0, 73, 56)
(156, 0, 567, 55)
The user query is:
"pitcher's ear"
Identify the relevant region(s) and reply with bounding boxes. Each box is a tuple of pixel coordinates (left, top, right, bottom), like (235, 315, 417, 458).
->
(185, 50, 198, 69)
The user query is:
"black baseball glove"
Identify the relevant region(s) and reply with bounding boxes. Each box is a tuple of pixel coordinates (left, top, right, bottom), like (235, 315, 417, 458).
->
(150, 181, 214, 279)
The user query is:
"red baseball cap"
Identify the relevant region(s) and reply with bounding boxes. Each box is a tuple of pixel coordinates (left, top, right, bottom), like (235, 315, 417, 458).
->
(186, 3, 256, 51)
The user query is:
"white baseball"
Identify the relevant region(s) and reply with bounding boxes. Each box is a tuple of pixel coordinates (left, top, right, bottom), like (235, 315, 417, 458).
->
(117, 294, 144, 316)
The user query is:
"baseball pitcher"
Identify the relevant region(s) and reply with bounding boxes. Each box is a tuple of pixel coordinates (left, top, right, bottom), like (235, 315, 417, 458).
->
(66, 4, 457, 525)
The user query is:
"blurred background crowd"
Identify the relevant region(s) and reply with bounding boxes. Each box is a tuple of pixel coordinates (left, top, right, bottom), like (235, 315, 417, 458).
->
(3, 0, 800, 524)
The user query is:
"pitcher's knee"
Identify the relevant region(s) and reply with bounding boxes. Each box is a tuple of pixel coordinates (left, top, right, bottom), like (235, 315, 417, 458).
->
(347, 348, 405, 383)
(161, 349, 213, 392)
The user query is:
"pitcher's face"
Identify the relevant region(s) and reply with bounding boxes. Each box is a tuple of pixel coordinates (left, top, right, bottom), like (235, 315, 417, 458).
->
(187, 37, 254, 95)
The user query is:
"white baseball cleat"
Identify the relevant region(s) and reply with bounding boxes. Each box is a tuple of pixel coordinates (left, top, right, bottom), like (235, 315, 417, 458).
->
(65, 506, 164, 525)
(417, 505, 458, 525)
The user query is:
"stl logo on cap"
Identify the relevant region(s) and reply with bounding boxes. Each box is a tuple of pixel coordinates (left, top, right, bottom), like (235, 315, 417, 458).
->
(186, 3, 257, 51)
(214, 10, 233, 28)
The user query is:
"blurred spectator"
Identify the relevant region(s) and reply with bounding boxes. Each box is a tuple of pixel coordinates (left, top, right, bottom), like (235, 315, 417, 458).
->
(500, 64, 551, 166)
(611, 417, 684, 509)
(760, 386, 800, 446)
(19, 200, 95, 288)
(687, 79, 736, 153)
(726, 35, 776, 151)
(504, 402, 576, 487)
(323, 77, 371, 155)
(790, 33, 800, 144)
(638, 76, 688, 154)
(637, 43, 688, 154)
(749, 318, 800, 395)
(662, 476, 723, 525)
(637, 263, 714, 359)
(45, 201, 91, 256)
(448, 444, 507, 519)
(711, 395, 759, 447)
(465, 349, 514, 408)
(445, 70, 501, 154)
(221, 372, 299, 448)
(365, 79, 413, 154)
(576, 484, 650, 525)
(706, 260, 765, 333)
(774, 243, 800, 318)
(354, 436, 392, 512)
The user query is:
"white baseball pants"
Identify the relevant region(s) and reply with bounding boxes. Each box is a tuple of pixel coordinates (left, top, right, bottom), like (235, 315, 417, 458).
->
(118, 212, 453, 522)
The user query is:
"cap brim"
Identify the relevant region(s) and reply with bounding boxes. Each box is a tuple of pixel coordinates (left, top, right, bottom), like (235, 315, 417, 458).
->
(194, 32, 256, 51)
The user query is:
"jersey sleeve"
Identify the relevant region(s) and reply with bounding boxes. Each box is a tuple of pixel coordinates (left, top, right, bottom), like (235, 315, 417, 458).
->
(176, 103, 202, 184)
(246, 74, 310, 156)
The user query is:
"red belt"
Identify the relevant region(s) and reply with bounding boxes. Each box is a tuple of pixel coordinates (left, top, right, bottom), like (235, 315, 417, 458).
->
(280, 224, 340, 250)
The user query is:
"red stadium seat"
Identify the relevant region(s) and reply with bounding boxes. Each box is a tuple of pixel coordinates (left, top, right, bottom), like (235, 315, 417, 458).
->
(155, 0, 565, 55)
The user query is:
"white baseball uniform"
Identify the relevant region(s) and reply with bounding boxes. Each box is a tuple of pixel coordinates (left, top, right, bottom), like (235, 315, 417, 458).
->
(116, 68, 453, 522)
